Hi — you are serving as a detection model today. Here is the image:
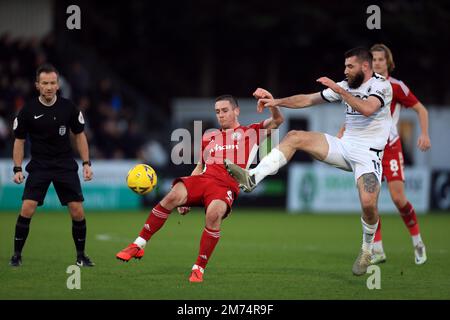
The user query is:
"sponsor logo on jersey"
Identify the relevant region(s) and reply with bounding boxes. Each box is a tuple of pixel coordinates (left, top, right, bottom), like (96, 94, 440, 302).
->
(209, 144, 239, 153)
(375, 89, 386, 98)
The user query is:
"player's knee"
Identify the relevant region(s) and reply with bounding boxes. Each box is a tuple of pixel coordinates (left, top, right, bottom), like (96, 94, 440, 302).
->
(286, 130, 308, 148)
(205, 210, 224, 228)
(164, 190, 185, 207)
(360, 197, 377, 214)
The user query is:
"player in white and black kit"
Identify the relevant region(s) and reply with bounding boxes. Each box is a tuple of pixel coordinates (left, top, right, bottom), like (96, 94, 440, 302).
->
(224, 47, 392, 275)
(10, 64, 95, 267)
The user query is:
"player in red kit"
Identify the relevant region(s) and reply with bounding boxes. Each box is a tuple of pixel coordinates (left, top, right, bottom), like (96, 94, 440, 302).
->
(370, 44, 431, 265)
(116, 93, 283, 282)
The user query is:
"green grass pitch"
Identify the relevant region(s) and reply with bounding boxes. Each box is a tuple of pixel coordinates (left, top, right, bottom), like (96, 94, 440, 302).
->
(0, 209, 449, 299)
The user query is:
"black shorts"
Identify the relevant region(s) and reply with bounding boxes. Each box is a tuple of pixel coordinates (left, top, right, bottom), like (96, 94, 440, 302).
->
(23, 163, 84, 206)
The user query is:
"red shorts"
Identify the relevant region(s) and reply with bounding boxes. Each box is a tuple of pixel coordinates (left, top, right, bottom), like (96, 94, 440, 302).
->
(382, 139, 405, 182)
(172, 175, 237, 216)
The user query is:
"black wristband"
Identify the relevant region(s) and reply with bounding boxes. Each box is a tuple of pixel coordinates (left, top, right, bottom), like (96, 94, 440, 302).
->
(13, 166, 22, 173)
(82, 160, 91, 166)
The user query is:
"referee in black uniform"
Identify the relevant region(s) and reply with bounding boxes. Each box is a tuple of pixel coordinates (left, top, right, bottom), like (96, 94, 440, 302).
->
(10, 64, 94, 267)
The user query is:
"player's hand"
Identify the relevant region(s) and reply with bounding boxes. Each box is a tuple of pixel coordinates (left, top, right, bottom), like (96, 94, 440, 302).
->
(13, 172, 24, 184)
(254, 88, 274, 113)
(83, 165, 93, 181)
(417, 134, 431, 151)
(253, 88, 273, 100)
(257, 98, 280, 113)
(177, 206, 191, 215)
(317, 77, 342, 94)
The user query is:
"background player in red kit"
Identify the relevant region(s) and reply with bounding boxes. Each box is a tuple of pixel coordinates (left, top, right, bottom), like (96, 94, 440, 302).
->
(370, 44, 431, 265)
(116, 93, 283, 282)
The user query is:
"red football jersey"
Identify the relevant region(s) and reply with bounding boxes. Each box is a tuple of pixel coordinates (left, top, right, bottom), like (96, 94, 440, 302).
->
(387, 76, 419, 145)
(199, 121, 266, 193)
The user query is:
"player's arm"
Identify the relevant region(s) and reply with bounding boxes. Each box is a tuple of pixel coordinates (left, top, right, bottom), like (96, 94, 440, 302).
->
(259, 92, 325, 110)
(252, 88, 284, 129)
(411, 102, 431, 151)
(73, 132, 93, 181)
(12, 138, 26, 184)
(317, 77, 381, 116)
(262, 106, 284, 130)
(341, 92, 381, 116)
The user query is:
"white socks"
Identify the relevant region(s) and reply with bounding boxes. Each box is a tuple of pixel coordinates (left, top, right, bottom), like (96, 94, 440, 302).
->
(373, 240, 383, 253)
(192, 264, 205, 274)
(412, 234, 423, 247)
(134, 236, 147, 249)
(249, 147, 287, 185)
(361, 217, 379, 252)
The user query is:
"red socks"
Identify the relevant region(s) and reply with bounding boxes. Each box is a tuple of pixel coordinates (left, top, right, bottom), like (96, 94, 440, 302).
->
(374, 201, 420, 243)
(139, 203, 171, 241)
(195, 227, 220, 269)
(374, 218, 382, 242)
(399, 201, 420, 236)
(138, 204, 222, 270)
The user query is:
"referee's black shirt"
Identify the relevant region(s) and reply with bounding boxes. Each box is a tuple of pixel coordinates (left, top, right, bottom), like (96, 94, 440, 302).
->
(13, 96, 85, 169)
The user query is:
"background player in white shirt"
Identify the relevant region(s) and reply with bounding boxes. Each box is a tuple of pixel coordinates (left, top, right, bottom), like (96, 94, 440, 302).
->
(225, 47, 392, 276)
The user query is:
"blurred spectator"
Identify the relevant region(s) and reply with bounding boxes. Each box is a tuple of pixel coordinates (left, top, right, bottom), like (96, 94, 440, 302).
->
(68, 61, 90, 99)
(0, 33, 152, 160)
(121, 122, 145, 159)
(142, 140, 169, 168)
(0, 116, 10, 157)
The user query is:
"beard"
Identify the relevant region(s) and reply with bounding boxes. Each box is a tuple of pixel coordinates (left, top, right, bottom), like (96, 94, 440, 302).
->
(347, 71, 365, 89)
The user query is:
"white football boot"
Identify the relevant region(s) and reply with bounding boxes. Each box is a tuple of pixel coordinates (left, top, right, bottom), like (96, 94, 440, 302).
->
(414, 241, 427, 265)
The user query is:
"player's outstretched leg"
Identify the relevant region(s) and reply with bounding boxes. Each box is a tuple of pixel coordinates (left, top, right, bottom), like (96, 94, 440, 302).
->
(116, 202, 171, 262)
(224, 145, 288, 192)
(225, 131, 328, 192)
(116, 182, 187, 262)
(371, 218, 387, 264)
(224, 158, 257, 192)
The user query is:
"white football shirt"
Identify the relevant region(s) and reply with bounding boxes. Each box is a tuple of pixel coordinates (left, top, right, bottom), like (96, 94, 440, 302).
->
(321, 73, 393, 150)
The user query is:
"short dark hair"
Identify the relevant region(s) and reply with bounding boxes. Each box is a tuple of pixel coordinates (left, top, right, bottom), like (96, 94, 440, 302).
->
(215, 94, 239, 108)
(36, 64, 59, 81)
(344, 47, 373, 67)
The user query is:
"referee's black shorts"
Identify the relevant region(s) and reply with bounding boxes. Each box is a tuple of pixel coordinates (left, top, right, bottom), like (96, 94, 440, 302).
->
(23, 159, 84, 206)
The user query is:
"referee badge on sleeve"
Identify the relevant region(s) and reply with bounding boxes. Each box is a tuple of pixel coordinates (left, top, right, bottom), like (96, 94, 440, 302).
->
(59, 125, 67, 136)
(13, 117, 18, 130)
